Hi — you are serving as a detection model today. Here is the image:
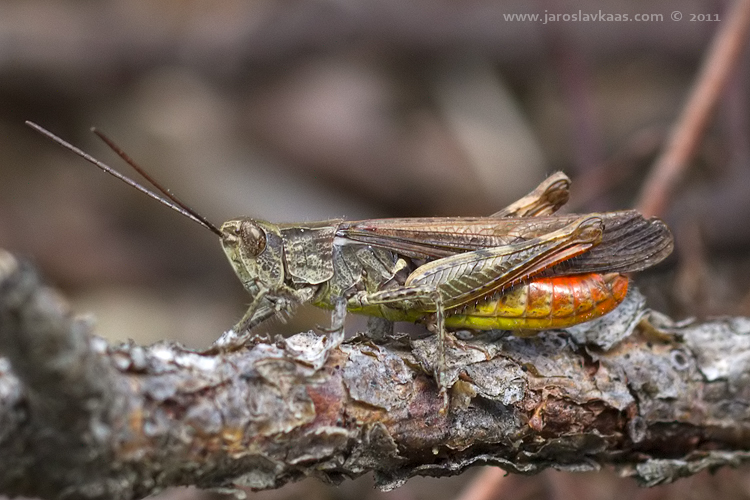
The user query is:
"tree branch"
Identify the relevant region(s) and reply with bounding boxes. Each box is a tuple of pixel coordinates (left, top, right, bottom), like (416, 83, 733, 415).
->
(2, 248, 750, 500)
(637, 0, 750, 217)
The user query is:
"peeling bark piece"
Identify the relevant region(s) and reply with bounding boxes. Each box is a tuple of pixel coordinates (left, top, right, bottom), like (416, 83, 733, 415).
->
(341, 344, 414, 411)
(566, 286, 647, 350)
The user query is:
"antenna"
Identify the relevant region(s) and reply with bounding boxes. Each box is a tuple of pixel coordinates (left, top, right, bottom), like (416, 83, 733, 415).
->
(25, 121, 223, 237)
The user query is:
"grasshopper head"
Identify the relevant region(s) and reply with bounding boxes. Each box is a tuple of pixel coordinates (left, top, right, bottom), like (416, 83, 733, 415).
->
(220, 218, 285, 295)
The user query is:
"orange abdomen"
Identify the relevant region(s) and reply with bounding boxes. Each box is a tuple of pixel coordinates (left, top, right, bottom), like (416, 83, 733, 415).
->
(445, 273, 628, 330)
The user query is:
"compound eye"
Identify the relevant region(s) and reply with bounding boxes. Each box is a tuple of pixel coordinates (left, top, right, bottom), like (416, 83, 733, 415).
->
(241, 222, 267, 256)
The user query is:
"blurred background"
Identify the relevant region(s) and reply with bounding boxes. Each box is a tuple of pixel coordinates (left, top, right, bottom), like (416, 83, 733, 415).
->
(2, 0, 750, 499)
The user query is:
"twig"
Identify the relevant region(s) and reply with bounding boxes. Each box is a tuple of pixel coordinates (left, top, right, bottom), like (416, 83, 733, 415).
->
(637, 0, 750, 217)
(454, 467, 509, 500)
(3, 249, 750, 500)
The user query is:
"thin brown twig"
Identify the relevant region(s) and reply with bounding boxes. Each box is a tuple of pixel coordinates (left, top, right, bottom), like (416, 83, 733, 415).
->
(636, 0, 750, 217)
(454, 467, 509, 500)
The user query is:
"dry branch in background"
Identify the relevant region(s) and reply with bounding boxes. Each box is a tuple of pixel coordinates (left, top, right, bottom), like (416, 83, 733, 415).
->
(2, 248, 750, 500)
(637, 0, 750, 217)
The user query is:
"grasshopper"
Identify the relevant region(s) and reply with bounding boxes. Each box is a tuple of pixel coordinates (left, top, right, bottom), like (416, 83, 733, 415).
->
(27, 122, 673, 397)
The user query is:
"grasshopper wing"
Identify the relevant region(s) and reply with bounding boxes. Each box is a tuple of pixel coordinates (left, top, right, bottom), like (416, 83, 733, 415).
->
(401, 216, 605, 311)
(553, 210, 673, 274)
(338, 211, 672, 274)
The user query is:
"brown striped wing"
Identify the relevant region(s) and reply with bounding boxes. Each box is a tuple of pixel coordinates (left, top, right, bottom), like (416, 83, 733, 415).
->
(337, 210, 672, 275)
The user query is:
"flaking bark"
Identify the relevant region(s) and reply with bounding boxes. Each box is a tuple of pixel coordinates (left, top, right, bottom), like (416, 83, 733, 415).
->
(1, 248, 750, 500)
